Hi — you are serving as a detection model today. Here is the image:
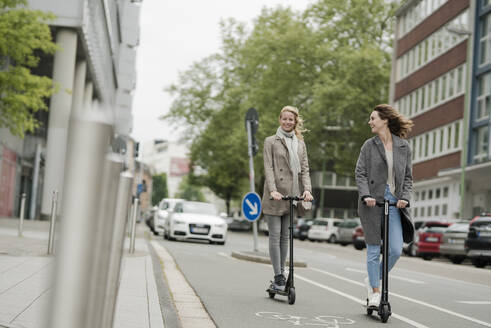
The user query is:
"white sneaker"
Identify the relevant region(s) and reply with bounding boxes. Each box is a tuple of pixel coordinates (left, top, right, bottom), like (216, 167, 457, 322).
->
(368, 292, 381, 308)
(364, 277, 373, 300)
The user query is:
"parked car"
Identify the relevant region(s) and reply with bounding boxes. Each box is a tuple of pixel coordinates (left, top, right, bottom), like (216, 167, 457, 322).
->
(416, 221, 453, 260)
(352, 226, 365, 250)
(258, 217, 269, 235)
(440, 222, 470, 264)
(307, 218, 341, 242)
(163, 201, 228, 245)
(294, 218, 314, 241)
(337, 218, 361, 246)
(228, 217, 252, 231)
(465, 216, 491, 268)
(144, 206, 159, 234)
(155, 198, 184, 235)
(403, 220, 425, 256)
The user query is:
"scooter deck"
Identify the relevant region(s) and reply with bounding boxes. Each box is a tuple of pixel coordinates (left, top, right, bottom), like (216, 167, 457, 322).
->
(266, 287, 289, 296)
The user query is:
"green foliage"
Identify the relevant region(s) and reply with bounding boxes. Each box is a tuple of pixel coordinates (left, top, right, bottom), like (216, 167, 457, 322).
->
(164, 0, 396, 202)
(0, 0, 57, 138)
(151, 173, 168, 205)
(175, 174, 206, 202)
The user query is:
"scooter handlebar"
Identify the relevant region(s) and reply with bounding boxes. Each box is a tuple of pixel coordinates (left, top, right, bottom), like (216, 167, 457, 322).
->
(269, 196, 314, 202)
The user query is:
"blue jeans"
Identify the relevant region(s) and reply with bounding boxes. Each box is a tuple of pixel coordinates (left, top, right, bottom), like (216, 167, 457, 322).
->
(366, 185, 403, 288)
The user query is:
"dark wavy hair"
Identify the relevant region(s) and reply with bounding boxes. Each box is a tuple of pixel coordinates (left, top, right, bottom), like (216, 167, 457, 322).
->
(374, 104, 414, 139)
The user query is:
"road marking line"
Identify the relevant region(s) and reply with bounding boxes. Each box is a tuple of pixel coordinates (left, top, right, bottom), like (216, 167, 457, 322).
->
(295, 274, 429, 328)
(312, 267, 491, 328)
(345, 267, 425, 284)
(457, 301, 491, 305)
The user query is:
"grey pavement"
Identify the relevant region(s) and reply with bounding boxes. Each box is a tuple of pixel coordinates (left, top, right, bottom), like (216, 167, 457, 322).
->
(0, 217, 165, 328)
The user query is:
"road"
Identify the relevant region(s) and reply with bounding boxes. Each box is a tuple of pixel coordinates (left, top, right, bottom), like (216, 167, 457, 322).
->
(156, 231, 491, 328)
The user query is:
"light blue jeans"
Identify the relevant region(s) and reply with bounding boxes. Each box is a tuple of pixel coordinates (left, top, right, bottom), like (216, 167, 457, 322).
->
(366, 185, 403, 288)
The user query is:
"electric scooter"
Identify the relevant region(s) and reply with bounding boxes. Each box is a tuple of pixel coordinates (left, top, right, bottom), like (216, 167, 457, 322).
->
(365, 200, 397, 323)
(266, 195, 308, 305)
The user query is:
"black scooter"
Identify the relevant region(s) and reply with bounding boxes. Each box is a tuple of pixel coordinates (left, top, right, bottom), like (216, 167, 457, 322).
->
(365, 200, 397, 323)
(266, 195, 308, 305)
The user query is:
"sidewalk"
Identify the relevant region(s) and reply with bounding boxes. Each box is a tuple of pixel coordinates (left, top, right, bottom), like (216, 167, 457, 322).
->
(0, 217, 165, 328)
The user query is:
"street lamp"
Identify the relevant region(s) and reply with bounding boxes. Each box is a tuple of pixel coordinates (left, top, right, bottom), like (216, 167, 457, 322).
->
(445, 25, 473, 218)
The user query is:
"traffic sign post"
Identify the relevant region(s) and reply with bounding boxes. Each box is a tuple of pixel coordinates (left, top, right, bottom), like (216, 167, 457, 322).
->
(245, 107, 259, 252)
(242, 192, 261, 222)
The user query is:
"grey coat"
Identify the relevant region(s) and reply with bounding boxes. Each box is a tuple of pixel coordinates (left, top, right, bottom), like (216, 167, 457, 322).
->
(355, 134, 415, 245)
(262, 135, 312, 217)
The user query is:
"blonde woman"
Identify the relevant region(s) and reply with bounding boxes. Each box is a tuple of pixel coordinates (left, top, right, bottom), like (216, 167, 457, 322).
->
(261, 106, 313, 291)
(355, 104, 415, 308)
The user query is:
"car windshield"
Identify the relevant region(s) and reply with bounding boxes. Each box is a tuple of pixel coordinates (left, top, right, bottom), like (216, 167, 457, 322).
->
(160, 201, 178, 210)
(313, 220, 328, 226)
(445, 223, 469, 233)
(424, 227, 448, 233)
(181, 202, 217, 215)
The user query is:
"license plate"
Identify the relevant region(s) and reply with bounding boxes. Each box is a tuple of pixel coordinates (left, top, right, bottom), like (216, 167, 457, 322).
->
(426, 237, 438, 242)
(449, 239, 464, 244)
(478, 231, 491, 237)
(191, 227, 208, 234)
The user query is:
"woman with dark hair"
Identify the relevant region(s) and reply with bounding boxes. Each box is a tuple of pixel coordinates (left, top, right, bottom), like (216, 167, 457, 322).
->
(262, 105, 313, 291)
(355, 104, 415, 308)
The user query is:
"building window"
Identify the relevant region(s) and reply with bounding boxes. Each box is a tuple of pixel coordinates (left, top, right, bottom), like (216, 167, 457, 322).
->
(454, 122, 460, 148)
(422, 190, 426, 201)
(442, 204, 448, 215)
(429, 189, 433, 200)
(427, 206, 432, 217)
(476, 72, 491, 121)
(421, 207, 425, 217)
(415, 191, 420, 201)
(414, 207, 418, 218)
(474, 126, 490, 162)
(436, 188, 441, 198)
(443, 186, 449, 197)
(435, 205, 440, 216)
(479, 13, 491, 66)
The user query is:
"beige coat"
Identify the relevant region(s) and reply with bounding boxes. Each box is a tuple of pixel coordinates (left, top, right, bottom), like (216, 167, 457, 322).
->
(261, 135, 312, 217)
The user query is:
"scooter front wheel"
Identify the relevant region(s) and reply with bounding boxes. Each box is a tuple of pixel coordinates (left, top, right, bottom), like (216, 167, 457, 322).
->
(288, 287, 296, 304)
(379, 304, 390, 323)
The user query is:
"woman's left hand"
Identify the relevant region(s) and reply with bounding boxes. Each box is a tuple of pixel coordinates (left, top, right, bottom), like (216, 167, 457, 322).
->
(302, 190, 313, 202)
(397, 199, 408, 209)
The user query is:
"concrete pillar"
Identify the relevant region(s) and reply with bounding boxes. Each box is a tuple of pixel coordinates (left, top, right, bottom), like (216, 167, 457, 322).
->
(41, 29, 78, 216)
(72, 60, 87, 115)
(83, 81, 93, 111)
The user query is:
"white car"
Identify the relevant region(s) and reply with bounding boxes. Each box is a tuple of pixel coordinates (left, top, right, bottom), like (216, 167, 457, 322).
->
(164, 201, 228, 245)
(155, 198, 184, 235)
(307, 218, 341, 242)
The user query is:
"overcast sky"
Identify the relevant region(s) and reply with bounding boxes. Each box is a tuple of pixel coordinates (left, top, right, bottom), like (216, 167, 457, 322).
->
(130, 0, 312, 143)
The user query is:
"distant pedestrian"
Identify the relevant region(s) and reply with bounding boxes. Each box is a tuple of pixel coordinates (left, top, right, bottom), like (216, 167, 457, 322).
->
(261, 105, 313, 291)
(355, 104, 415, 308)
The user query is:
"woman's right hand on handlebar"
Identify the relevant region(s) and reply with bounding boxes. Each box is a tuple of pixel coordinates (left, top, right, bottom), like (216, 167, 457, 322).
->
(270, 191, 283, 201)
(364, 197, 376, 207)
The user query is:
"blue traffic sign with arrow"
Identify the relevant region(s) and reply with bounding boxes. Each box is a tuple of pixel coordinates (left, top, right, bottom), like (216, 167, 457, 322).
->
(242, 192, 261, 222)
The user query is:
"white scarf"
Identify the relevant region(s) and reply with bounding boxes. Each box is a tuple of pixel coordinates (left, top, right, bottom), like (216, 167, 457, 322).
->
(276, 127, 301, 197)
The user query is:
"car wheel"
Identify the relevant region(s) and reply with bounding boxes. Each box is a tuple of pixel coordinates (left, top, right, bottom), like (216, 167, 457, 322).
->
(354, 242, 364, 250)
(217, 241, 225, 245)
(340, 243, 348, 246)
(422, 255, 433, 261)
(299, 237, 306, 241)
(450, 256, 465, 264)
(409, 244, 417, 257)
(328, 235, 336, 243)
(471, 258, 487, 268)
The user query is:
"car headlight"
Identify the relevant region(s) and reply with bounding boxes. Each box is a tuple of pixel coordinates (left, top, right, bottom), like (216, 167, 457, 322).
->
(214, 223, 226, 229)
(173, 220, 186, 225)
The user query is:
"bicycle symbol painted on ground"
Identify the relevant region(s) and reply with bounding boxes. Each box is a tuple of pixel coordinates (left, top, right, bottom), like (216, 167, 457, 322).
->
(255, 312, 355, 327)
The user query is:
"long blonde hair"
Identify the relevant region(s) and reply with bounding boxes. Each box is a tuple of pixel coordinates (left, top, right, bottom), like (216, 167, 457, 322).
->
(279, 106, 308, 140)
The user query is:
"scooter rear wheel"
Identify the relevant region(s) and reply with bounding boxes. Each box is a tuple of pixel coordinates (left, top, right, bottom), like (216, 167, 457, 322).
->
(288, 287, 296, 304)
(268, 291, 275, 299)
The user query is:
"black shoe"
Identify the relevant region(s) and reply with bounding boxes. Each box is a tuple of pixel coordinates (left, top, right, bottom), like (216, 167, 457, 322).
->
(273, 274, 286, 291)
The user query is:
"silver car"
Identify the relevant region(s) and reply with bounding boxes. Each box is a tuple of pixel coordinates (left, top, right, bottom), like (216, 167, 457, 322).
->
(440, 222, 470, 264)
(155, 198, 184, 235)
(337, 218, 361, 246)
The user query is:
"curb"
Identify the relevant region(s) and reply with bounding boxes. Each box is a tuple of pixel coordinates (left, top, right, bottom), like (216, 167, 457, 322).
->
(231, 251, 307, 267)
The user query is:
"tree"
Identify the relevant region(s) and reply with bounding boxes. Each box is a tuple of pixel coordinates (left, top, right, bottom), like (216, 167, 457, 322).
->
(164, 0, 396, 205)
(0, 0, 57, 138)
(151, 173, 168, 205)
(175, 174, 205, 202)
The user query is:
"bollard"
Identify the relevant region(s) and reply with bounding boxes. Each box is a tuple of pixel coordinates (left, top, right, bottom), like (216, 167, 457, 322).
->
(101, 170, 133, 328)
(129, 197, 139, 254)
(47, 190, 58, 255)
(18, 193, 26, 237)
